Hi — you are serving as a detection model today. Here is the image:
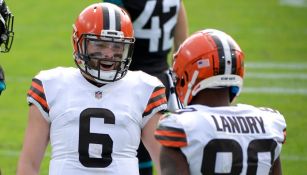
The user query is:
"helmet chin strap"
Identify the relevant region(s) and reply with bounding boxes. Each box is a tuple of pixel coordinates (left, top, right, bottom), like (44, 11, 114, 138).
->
(183, 70, 199, 106)
(88, 68, 119, 83)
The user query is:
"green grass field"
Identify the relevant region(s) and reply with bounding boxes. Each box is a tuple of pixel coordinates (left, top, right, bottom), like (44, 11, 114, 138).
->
(1, 0, 307, 174)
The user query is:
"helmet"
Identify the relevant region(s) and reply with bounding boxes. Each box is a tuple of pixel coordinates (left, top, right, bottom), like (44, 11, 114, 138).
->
(72, 3, 135, 83)
(173, 29, 244, 106)
(0, 0, 14, 53)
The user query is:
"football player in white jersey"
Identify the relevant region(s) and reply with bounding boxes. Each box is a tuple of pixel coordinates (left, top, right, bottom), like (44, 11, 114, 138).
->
(155, 29, 287, 175)
(17, 3, 167, 175)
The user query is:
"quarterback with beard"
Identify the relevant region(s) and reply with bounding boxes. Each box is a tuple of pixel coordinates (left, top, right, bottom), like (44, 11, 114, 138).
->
(17, 3, 167, 175)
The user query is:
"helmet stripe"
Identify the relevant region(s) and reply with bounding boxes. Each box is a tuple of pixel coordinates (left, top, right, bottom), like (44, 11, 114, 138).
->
(220, 36, 232, 75)
(102, 5, 110, 30)
(108, 6, 116, 30)
(102, 5, 121, 31)
(227, 39, 237, 74)
(114, 8, 121, 31)
(212, 34, 233, 75)
(211, 35, 225, 75)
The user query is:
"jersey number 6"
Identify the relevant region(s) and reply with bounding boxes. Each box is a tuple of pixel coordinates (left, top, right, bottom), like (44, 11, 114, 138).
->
(78, 108, 115, 168)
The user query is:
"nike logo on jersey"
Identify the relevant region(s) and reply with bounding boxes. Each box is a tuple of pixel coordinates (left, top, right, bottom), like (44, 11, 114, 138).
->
(211, 115, 266, 134)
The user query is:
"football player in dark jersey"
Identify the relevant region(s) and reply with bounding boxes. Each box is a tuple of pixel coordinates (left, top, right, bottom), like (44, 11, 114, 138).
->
(103, 0, 188, 174)
(0, 0, 14, 95)
(0, 65, 5, 95)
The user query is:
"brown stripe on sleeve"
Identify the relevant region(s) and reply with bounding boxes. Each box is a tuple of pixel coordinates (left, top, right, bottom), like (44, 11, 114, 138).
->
(27, 78, 49, 113)
(155, 125, 187, 147)
(143, 86, 167, 116)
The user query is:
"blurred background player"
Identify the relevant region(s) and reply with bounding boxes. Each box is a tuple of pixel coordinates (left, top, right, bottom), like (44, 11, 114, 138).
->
(155, 29, 287, 175)
(17, 3, 166, 175)
(0, 0, 14, 95)
(103, 0, 188, 174)
(0, 0, 13, 53)
(0, 65, 5, 95)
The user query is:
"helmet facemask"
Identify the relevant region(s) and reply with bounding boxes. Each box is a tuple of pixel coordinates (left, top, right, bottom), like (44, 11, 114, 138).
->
(75, 32, 134, 84)
(0, 1, 14, 53)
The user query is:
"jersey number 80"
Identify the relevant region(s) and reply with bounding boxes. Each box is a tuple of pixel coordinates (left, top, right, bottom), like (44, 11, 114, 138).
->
(201, 138, 277, 175)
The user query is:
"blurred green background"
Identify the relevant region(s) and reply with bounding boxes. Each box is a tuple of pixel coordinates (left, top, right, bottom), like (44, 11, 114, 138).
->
(0, 0, 307, 174)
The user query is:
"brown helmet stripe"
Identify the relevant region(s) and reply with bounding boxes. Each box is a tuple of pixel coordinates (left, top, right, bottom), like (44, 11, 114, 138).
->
(102, 5, 110, 30)
(114, 8, 121, 31)
(227, 39, 237, 74)
(211, 35, 225, 75)
(102, 5, 121, 31)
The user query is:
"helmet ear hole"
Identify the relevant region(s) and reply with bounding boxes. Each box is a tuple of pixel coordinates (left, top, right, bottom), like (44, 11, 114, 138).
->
(180, 71, 189, 87)
(180, 78, 185, 87)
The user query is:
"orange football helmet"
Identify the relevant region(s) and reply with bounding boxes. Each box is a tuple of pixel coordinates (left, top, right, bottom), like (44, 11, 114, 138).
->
(173, 29, 244, 106)
(72, 3, 135, 83)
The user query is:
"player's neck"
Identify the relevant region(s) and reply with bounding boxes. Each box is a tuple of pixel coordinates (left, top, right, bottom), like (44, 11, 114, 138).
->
(190, 88, 230, 107)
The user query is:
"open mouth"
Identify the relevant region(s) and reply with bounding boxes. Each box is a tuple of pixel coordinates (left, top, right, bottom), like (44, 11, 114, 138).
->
(100, 61, 117, 71)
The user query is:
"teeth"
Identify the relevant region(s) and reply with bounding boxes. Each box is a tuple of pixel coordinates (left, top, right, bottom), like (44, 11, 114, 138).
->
(101, 61, 113, 66)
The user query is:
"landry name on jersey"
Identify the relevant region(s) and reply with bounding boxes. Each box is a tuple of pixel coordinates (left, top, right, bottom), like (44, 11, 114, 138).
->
(155, 104, 286, 175)
(27, 67, 167, 175)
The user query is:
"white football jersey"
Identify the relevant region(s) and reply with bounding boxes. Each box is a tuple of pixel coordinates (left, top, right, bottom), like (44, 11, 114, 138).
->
(155, 104, 286, 175)
(27, 67, 167, 175)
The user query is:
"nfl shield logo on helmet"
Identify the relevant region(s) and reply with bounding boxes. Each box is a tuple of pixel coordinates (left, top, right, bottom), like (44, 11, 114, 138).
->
(95, 91, 103, 99)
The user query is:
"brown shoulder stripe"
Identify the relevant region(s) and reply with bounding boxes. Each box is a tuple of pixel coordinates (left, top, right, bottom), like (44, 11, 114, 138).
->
(27, 78, 49, 113)
(154, 125, 187, 147)
(143, 86, 167, 116)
